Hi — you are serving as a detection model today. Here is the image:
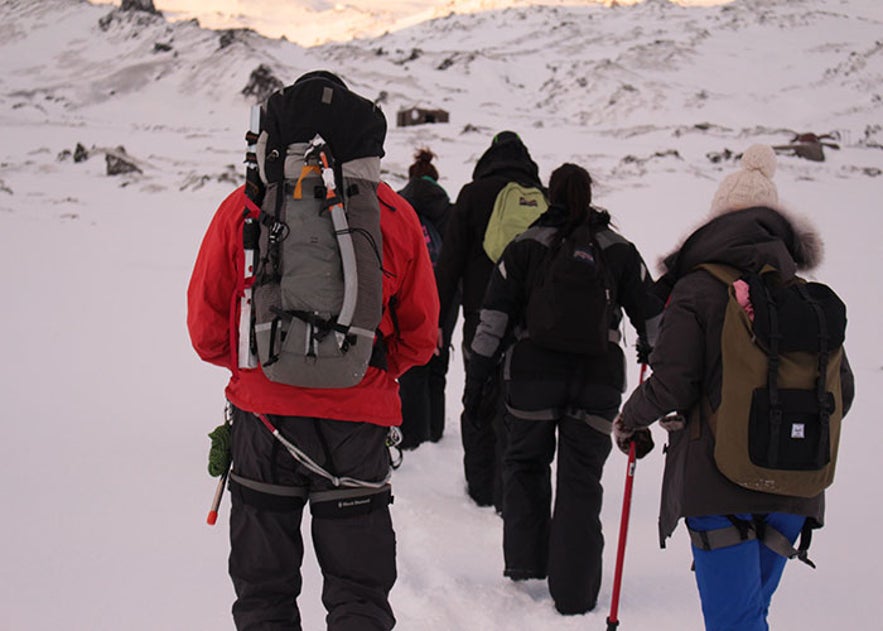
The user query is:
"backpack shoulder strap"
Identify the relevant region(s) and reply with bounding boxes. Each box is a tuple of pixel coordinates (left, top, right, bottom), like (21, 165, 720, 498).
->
(694, 262, 741, 285)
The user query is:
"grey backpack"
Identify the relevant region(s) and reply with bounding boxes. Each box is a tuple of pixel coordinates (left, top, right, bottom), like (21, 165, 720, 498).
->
(242, 72, 387, 388)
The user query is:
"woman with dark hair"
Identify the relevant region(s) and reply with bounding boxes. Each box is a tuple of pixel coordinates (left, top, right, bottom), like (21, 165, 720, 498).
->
(397, 148, 457, 449)
(465, 163, 657, 615)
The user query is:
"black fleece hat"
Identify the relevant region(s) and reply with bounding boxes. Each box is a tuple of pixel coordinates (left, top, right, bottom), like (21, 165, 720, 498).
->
(492, 130, 521, 145)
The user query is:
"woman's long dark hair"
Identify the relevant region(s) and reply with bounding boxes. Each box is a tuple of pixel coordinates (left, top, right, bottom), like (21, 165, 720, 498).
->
(548, 163, 593, 243)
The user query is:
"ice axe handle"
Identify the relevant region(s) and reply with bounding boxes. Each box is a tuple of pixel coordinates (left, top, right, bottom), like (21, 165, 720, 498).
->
(206, 470, 229, 526)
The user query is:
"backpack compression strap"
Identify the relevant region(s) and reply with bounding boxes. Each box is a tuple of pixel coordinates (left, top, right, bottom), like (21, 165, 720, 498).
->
(795, 283, 833, 467)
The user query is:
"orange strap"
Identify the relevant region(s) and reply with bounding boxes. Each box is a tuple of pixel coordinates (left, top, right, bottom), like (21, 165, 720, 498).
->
(292, 164, 321, 199)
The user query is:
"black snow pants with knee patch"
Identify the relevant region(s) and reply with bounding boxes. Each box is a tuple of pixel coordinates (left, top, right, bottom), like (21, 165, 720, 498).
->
(228, 406, 396, 631)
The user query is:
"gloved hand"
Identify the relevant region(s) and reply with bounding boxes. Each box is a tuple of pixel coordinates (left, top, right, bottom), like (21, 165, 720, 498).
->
(463, 373, 501, 430)
(636, 338, 653, 365)
(463, 376, 489, 425)
(659, 412, 686, 432)
(613, 415, 655, 459)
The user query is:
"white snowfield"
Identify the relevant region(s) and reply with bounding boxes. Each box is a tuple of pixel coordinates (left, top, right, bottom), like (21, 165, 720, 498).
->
(0, 0, 880, 629)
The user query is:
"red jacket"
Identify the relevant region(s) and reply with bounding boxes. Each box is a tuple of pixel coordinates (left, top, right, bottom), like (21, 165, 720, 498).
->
(187, 181, 439, 426)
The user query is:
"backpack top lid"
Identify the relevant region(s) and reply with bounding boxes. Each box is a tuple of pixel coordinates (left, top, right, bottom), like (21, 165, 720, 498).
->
(747, 271, 847, 353)
(262, 71, 387, 182)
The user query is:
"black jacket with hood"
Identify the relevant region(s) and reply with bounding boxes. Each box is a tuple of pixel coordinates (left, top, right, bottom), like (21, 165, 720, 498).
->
(397, 175, 452, 246)
(434, 135, 543, 346)
(620, 206, 855, 546)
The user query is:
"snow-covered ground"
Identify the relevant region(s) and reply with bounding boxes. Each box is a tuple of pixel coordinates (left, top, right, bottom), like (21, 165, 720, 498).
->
(1, 0, 881, 628)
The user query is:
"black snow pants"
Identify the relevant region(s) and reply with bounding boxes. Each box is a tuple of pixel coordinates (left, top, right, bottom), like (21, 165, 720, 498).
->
(228, 406, 396, 631)
(398, 296, 458, 449)
(460, 347, 506, 512)
(398, 347, 450, 448)
(502, 378, 618, 615)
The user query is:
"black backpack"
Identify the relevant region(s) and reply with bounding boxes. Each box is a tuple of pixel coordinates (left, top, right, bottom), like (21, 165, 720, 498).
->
(419, 216, 443, 267)
(525, 222, 612, 355)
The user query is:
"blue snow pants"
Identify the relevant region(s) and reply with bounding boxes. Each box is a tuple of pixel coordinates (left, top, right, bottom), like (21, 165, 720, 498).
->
(686, 512, 806, 631)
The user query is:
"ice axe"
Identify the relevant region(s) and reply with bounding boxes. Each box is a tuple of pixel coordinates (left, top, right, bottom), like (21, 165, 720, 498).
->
(606, 362, 647, 630)
(206, 404, 233, 526)
(206, 467, 229, 526)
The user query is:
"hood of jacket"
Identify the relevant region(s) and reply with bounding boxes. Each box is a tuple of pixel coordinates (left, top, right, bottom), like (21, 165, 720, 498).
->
(397, 176, 451, 225)
(472, 137, 542, 186)
(660, 206, 823, 283)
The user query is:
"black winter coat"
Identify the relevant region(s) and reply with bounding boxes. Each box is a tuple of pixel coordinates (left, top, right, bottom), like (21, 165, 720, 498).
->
(397, 176, 458, 344)
(468, 205, 655, 392)
(434, 138, 543, 345)
(621, 206, 856, 546)
(397, 176, 452, 241)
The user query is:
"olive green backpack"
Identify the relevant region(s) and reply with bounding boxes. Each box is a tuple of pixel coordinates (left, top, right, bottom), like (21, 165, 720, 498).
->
(699, 263, 847, 498)
(482, 182, 548, 263)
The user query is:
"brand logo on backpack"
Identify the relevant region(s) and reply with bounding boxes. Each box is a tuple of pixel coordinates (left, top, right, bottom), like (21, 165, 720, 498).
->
(525, 224, 612, 355)
(572, 246, 595, 264)
(698, 263, 847, 498)
(519, 196, 539, 207)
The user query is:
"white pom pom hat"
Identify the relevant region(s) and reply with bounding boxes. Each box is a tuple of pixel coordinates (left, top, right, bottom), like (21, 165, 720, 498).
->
(710, 144, 780, 215)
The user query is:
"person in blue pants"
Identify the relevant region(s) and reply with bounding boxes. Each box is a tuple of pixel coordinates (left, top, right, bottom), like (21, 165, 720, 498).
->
(613, 145, 855, 629)
(688, 513, 805, 631)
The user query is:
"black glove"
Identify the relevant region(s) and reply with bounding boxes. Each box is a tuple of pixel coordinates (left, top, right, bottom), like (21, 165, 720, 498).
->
(462, 376, 486, 421)
(463, 374, 500, 430)
(613, 416, 655, 459)
(636, 338, 653, 365)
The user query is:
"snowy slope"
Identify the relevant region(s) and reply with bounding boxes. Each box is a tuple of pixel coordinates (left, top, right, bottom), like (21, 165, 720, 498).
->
(1, 0, 881, 629)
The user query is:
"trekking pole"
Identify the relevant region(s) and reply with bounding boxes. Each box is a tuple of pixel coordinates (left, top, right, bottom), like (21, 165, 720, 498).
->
(606, 362, 647, 630)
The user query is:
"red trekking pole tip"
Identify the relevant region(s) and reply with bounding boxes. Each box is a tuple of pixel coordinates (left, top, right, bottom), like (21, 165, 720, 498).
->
(206, 510, 219, 526)
(606, 617, 620, 630)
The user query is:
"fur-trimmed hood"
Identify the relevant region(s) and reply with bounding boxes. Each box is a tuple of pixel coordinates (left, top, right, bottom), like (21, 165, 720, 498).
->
(659, 205, 824, 283)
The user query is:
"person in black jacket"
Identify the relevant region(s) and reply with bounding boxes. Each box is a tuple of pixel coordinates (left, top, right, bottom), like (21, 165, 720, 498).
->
(465, 163, 656, 615)
(435, 131, 544, 511)
(397, 148, 457, 448)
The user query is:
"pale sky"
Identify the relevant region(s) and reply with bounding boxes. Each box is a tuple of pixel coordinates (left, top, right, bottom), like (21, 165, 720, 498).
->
(91, 0, 734, 45)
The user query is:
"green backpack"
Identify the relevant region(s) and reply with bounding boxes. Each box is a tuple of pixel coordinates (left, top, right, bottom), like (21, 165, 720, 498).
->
(699, 263, 847, 498)
(482, 182, 548, 263)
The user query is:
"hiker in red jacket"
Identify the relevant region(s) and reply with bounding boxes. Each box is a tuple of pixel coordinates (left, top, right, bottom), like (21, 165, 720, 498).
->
(188, 180, 438, 630)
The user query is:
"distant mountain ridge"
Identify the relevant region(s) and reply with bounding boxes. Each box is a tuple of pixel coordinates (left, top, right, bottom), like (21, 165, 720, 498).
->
(88, 0, 733, 47)
(1, 0, 880, 191)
